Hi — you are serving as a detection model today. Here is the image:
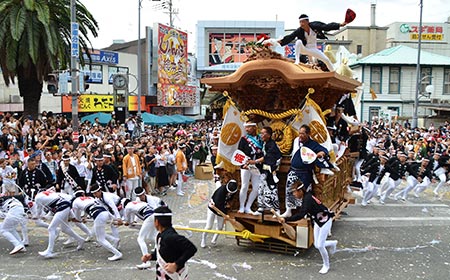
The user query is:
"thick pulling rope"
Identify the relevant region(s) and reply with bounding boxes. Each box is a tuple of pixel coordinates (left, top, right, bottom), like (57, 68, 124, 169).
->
(174, 226, 270, 243)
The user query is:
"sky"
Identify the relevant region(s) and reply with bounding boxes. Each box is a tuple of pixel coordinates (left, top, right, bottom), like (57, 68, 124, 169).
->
(82, 0, 450, 53)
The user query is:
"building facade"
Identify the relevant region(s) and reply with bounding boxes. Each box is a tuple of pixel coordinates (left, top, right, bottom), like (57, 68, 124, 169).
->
(351, 45, 450, 127)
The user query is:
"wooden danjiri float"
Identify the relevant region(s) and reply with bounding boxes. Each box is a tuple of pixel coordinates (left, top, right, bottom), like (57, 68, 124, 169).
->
(200, 45, 361, 254)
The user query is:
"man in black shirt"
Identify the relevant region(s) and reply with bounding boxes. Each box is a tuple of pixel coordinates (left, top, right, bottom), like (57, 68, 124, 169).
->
(142, 206, 197, 279)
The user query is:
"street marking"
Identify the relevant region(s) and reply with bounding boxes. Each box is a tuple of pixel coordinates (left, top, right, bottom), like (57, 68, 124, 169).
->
(190, 219, 208, 224)
(350, 203, 449, 208)
(339, 217, 450, 222)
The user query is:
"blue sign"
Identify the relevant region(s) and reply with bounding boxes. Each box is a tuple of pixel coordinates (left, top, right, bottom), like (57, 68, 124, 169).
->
(71, 22, 79, 58)
(82, 50, 119, 65)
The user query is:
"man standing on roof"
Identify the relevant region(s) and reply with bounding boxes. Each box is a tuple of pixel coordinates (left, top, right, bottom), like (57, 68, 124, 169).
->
(277, 14, 347, 71)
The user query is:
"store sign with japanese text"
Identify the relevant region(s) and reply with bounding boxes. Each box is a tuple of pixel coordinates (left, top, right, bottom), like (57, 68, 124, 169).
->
(399, 23, 444, 41)
(157, 23, 198, 107)
(62, 95, 145, 112)
(82, 50, 119, 65)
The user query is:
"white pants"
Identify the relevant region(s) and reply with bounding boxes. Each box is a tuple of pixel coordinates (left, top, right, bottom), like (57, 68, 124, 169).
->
(434, 172, 447, 194)
(0, 206, 27, 248)
(295, 40, 335, 71)
(239, 169, 261, 212)
(395, 176, 419, 199)
(202, 209, 225, 244)
(314, 219, 336, 269)
(380, 178, 402, 202)
(94, 212, 121, 257)
(354, 159, 363, 182)
(137, 215, 157, 256)
(192, 159, 200, 174)
(414, 177, 431, 195)
(362, 180, 379, 205)
(177, 172, 184, 194)
(45, 208, 84, 253)
(126, 177, 139, 200)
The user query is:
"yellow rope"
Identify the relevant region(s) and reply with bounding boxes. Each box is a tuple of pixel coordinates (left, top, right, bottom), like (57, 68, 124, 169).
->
(244, 108, 302, 120)
(174, 226, 270, 243)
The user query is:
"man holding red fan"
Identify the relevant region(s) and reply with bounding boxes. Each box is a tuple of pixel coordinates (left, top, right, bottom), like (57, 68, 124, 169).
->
(277, 9, 356, 71)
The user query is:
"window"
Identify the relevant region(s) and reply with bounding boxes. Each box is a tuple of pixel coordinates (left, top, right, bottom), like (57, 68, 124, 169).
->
(444, 68, 450, 95)
(420, 67, 432, 93)
(356, 45, 362, 54)
(370, 66, 382, 94)
(389, 67, 400, 94)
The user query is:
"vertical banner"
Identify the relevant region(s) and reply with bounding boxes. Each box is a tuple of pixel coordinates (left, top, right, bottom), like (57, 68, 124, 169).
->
(291, 97, 333, 153)
(216, 100, 245, 172)
(157, 23, 197, 107)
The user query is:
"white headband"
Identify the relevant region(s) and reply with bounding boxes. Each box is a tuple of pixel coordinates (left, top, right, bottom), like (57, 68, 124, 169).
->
(135, 189, 145, 196)
(299, 16, 309, 21)
(243, 123, 257, 127)
(154, 212, 173, 217)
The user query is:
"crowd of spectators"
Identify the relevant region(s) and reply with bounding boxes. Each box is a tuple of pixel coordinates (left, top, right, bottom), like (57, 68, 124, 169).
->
(0, 111, 221, 198)
(0, 110, 449, 200)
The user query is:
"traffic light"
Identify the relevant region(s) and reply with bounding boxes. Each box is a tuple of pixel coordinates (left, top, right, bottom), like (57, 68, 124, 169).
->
(47, 74, 59, 94)
(84, 75, 90, 92)
(79, 74, 90, 93)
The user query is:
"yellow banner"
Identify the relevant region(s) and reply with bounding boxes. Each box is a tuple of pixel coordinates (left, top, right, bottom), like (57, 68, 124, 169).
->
(410, 33, 443, 41)
(79, 95, 114, 112)
(63, 95, 145, 112)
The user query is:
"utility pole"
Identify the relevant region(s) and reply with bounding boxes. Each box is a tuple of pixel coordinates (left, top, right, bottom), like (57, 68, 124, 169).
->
(70, 0, 79, 133)
(137, 0, 142, 116)
(412, 0, 423, 128)
(153, 0, 176, 27)
(168, 0, 173, 27)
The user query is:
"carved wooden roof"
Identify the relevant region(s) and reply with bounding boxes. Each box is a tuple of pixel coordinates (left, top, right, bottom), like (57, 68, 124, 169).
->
(201, 48, 361, 113)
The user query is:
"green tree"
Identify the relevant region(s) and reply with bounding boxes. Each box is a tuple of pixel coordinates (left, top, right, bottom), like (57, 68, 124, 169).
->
(0, 0, 98, 118)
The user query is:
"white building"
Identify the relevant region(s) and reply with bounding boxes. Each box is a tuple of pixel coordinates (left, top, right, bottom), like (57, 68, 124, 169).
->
(351, 45, 450, 127)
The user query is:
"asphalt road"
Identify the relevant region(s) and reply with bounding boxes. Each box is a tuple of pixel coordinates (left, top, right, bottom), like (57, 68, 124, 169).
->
(1, 178, 450, 280)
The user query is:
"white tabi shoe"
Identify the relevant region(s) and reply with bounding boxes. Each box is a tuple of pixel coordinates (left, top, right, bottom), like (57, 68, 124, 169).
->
(10, 245, 25, 255)
(85, 234, 94, 242)
(280, 209, 292, 218)
(320, 168, 335, 176)
(244, 208, 256, 215)
(38, 250, 56, 258)
(63, 237, 75, 246)
(136, 261, 151, 269)
(77, 240, 85, 251)
(108, 252, 123, 261)
(200, 239, 206, 248)
(319, 265, 330, 274)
